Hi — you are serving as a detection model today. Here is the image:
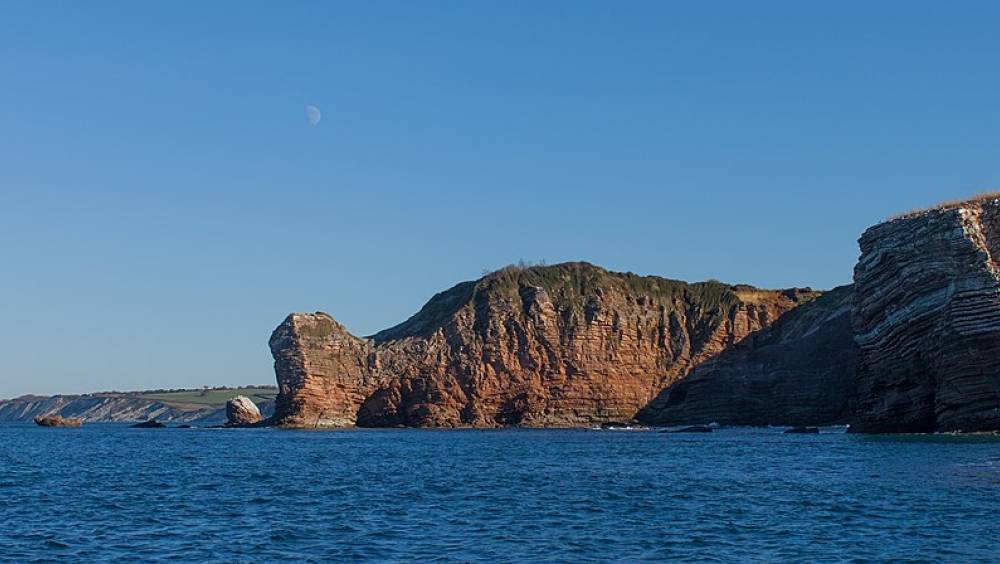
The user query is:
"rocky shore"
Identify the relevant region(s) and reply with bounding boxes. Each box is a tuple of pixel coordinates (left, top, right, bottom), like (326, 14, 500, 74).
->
(33, 415, 83, 428)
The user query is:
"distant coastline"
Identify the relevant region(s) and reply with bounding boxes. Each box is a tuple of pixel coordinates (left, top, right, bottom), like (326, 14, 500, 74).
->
(0, 386, 276, 424)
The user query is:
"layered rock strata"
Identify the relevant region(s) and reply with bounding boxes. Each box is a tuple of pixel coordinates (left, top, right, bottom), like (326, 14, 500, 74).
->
(269, 262, 819, 428)
(638, 285, 856, 426)
(853, 195, 1000, 432)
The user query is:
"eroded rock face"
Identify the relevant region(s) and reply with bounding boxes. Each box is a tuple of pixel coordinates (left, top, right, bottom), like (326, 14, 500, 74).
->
(853, 197, 1000, 432)
(269, 315, 381, 427)
(225, 396, 262, 426)
(638, 285, 856, 427)
(269, 262, 819, 428)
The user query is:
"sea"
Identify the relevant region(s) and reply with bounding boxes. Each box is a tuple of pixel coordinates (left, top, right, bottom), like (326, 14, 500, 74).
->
(1, 424, 999, 562)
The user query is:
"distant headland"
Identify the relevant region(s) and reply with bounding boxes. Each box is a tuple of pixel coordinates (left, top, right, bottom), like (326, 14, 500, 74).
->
(0, 386, 275, 425)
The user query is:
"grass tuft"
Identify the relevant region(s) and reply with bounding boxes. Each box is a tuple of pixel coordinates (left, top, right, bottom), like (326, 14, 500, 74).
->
(888, 191, 1000, 221)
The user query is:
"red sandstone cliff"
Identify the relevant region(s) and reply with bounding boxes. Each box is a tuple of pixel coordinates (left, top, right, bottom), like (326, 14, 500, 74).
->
(852, 195, 1000, 433)
(269, 262, 818, 428)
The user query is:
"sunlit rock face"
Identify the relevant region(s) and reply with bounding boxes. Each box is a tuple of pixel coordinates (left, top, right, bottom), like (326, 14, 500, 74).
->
(268, 262, 818, 428)
(852, 196, 1000, 433)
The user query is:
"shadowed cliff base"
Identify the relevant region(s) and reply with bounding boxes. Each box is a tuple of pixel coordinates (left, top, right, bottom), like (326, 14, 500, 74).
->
(637, 285, 857, 427)
(267, 261, 830, 429)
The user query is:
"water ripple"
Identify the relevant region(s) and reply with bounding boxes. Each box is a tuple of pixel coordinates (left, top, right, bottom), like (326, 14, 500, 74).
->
(1, 425, 999, 561)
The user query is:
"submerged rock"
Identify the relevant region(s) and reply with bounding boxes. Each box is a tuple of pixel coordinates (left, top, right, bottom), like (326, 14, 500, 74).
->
(130, 420, 165, 428)
(599, 421, 639, 430)
(268, 262, 818, 428)
(225, 396, 262, 426)
(784, 426, 820, 434)
(662, 425, 713, 433)
(853, 194, 1000, 433)
(33, 415, 82, 427)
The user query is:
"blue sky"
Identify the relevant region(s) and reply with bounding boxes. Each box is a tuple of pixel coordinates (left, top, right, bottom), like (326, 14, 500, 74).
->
(2, 1, 998, 396)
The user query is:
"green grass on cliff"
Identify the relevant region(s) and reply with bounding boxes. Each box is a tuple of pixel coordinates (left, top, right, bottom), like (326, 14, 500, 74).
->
(371, 262, 811, 342)
(511, 263, 740, 315)
(137, 387, 276, 408)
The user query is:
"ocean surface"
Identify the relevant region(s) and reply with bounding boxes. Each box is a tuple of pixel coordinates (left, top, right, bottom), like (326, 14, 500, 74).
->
(1, 424, 999, 562)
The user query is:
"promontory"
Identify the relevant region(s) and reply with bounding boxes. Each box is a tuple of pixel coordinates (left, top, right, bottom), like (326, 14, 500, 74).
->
(267, 262, 821, 428)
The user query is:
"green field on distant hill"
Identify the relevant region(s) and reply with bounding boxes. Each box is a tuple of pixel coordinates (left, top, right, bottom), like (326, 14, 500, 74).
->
(136, 387, 277, 409)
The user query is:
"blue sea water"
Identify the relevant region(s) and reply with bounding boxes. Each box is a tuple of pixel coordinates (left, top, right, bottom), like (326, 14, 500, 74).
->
(1, 424, 999, 562)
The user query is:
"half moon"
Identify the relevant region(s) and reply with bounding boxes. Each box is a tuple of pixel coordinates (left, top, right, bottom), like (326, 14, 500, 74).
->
(305, 105, 322, 126)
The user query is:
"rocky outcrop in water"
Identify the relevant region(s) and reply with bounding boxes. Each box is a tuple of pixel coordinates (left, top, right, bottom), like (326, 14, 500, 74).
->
(225, 396, 262, 426)
(852, 195, 1000, 433)
(784, 426, 819, 434)
(269, 262, 819, 428)
(130, 420, 165, 428)
(33, 415, 82, 427)
(638, 285, 856, 426)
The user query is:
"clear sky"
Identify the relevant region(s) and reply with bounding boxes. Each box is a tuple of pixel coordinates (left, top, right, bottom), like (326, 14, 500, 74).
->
(2, 1, 998, 397)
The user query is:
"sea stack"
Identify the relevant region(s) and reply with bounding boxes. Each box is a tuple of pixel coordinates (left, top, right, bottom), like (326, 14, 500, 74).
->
(268, 262, 819, 428)
(225, 396, 262, 426)
(852, 194, 1000, 433)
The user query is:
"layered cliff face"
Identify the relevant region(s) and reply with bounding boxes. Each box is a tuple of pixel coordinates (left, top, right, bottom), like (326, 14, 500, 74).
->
(853, 196, 1000, 432)
(269, 262, 819, 428)
(269, 314, 381, 427)
(637, 285, 856, 426)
